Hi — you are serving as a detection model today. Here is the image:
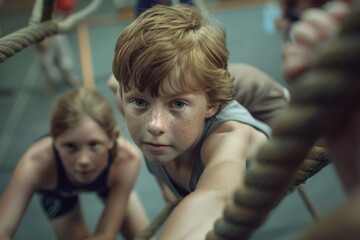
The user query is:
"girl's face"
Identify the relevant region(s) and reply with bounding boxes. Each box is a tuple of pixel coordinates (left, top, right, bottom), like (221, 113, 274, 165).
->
(121, 76, 218, 165)
(54, 117, 115, 184)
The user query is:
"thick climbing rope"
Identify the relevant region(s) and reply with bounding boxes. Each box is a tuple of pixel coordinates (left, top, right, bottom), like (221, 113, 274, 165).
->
(290, 139, 330, 191)
(0, 0, 103, 63)
(205, 1, 360, 239)
(0, 22, 58, 63)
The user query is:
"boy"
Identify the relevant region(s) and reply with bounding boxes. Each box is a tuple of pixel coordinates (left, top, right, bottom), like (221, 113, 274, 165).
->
(112, 4, 274, 239)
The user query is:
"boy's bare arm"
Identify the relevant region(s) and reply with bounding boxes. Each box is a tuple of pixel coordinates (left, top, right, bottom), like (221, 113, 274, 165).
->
(157, 122, 266, 239)
(158, 163, 244, 240)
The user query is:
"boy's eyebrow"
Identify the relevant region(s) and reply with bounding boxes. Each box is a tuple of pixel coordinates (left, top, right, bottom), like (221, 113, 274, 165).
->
(166, 92, 187, 98)
(162, 92, 195, 99)
(126, 88, 193, 98)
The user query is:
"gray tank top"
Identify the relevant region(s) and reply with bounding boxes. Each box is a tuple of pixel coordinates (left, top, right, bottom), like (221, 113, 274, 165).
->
(145, 100, 271, 199)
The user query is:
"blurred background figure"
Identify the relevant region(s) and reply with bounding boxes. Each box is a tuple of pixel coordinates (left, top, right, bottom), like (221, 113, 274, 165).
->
(135, 0, 193, 16)
(113, 0, 194, 18)
(276, 0, 331, 40)
(35, 0, 78, 95)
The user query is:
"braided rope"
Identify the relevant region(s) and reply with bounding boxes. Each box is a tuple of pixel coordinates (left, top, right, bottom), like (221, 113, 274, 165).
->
(0, 22, 58, 63)
(205, 1, 360, 239)
(288, 140, 331, 192)
(58, 0, 104, 32)
(0, 0, 104, 63)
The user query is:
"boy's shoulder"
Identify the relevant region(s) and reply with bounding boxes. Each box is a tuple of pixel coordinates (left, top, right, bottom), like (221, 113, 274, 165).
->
(209, 100, 271, 138)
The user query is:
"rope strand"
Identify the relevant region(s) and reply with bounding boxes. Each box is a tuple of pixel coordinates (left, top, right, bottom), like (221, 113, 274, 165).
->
(0, 0, 104, 63)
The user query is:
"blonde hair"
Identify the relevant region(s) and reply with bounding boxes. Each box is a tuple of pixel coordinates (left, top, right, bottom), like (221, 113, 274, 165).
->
(50, 87, 118, 141)
(112, 4, 234, 108)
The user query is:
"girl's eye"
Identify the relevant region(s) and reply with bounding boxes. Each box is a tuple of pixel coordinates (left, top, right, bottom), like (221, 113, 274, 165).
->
(171, 100, 186, 109)
(89, 141, 101, 149)
(63, 143, 76, 152)
(130, 98, 148, 108)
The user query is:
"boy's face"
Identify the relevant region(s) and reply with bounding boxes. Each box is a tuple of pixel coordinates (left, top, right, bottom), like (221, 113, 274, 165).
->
(54, 117, 114, 184)
(120, 76, 218, 165)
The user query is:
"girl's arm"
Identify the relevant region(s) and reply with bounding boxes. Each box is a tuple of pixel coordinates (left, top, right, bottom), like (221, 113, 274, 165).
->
(88, 137, 146, 240)
(0, 144, 54, 239)
(158, 122, 267, 240)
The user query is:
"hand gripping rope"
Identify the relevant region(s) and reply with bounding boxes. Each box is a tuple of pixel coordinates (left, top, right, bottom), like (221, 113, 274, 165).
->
(206, 1, 360, 239)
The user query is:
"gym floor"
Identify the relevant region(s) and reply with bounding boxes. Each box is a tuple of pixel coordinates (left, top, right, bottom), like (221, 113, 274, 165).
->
(0, 0, 347, 239)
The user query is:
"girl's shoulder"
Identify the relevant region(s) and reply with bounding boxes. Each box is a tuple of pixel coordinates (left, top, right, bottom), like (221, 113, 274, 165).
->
(107, 137, 142, 185)
(25, 136, 54, 163)
(113, 137, 142, 164)
(19, 136, 57, 189)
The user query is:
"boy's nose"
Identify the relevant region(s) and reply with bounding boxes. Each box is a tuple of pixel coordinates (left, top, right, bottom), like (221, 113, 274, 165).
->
(147, 107, 167, 136)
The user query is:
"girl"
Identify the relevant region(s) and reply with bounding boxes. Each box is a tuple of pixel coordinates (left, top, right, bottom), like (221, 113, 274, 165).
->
(0, 87, 149, 240)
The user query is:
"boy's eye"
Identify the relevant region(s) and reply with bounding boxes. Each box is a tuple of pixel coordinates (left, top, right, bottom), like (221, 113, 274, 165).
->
(171, 100, 185, 109)
(130, 98, 147, 107)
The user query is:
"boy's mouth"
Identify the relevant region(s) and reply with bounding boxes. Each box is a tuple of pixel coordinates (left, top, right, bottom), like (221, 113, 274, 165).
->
(143, 142, 171, 151)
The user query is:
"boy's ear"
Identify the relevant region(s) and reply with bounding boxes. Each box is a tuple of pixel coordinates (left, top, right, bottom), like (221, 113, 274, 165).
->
(205, 103, 220, 119)
(109, 127, 120, 148)
(115, 91, 125, 115)
(112, 127, 120, 140)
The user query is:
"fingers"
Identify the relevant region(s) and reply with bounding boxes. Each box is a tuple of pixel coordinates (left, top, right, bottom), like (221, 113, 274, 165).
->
(291, 9, 339, 47)
(283, 9, 337, 81)
(324, 0, 352, 22)
(282, 43, 311, 82)
(282, 0, 351, 83)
